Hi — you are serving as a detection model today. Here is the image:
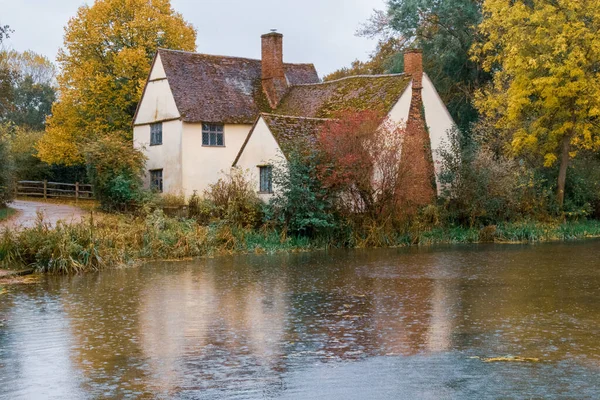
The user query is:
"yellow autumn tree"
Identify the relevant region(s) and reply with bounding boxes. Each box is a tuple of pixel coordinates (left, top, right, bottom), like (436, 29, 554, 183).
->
(473, 0, 600, 207)
(37, 0, 196, 165)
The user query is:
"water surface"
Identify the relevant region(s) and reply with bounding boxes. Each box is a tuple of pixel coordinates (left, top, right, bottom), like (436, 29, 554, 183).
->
(1, 241, 599, 399)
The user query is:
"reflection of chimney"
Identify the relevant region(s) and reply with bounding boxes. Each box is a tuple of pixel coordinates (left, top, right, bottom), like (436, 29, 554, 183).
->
(404, 49, 423, 89)
(262, 32, 287, 108)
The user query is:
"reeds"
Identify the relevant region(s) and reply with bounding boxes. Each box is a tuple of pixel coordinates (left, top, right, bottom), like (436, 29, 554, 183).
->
(1, 210, 599, 274)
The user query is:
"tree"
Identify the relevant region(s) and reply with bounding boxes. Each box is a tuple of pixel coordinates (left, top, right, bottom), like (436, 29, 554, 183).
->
(324, 37, 404, 81)
(473, 0, 600, 208)
(0, 26, 15, 121)
(37, 0, 197, 165)
(0, 50, 57, 130)
(0, 126, 15, 206)
(349, 0, 488, 129)
(317, 111, 409, 221)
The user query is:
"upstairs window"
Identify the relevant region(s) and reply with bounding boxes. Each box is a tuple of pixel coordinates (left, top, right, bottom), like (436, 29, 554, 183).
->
(259, 166, 273, 193)
(150, 169, 163, 193)
(150, 123, 162, 146)
(202, 123, 224, 146)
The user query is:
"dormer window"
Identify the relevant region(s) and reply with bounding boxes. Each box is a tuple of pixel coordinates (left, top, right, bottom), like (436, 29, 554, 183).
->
(202, 123, 224, 147)
(150, 123, 162, 146)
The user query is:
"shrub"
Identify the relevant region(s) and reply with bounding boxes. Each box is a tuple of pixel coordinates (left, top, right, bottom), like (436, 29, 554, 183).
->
(0, 127, 15, 206)
(7, 126, 86, 182)
(83, 135, 147, 212)
(268, 150, 336, 237)
(438, 127, 548, 226)
(204, 168, 263, 228)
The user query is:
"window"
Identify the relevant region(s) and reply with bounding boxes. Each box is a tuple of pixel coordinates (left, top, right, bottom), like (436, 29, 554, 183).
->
(202, 123, 224, 146)
(150, 123, 162, 146)
(150, 169, 163, 192)
(259, 166, 273, 193)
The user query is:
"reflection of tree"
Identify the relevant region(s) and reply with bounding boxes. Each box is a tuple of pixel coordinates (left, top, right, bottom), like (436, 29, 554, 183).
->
(56, 270, 155, 397)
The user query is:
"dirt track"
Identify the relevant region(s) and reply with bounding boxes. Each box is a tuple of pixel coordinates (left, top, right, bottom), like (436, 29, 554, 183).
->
(0, 200, 88, 230)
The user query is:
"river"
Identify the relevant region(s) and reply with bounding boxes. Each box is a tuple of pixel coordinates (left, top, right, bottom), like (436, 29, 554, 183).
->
(1, 241, 599, 399)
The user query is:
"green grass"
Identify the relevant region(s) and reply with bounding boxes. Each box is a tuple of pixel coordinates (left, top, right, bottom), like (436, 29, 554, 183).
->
(1, 210, 600, 275)
(0, 207, 17, 222)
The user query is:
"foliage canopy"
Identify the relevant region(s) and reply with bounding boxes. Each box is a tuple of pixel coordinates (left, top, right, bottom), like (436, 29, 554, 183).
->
(37, 0, 197, 165)
(473, 0, 600, 206)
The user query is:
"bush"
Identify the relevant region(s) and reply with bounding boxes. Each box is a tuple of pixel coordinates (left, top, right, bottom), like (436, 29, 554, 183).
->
(83, 135, 147, 212)
(7, 126, 86, 182)
(204, 168, 263, 228)
(0, 128, 15, 206)
(438, 127, 548, 226)
(267, 150, 336, 237)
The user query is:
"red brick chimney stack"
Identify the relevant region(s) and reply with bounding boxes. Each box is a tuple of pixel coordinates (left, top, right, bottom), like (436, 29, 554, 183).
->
(398, 48, 436, 210)
(261, 32, 288, 108)
(404, 49, 423, 89)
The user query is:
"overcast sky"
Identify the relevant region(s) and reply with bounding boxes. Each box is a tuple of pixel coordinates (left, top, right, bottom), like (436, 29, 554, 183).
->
(0, 0, 385, 77)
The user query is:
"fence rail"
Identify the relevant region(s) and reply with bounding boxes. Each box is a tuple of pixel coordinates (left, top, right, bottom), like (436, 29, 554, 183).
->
(16, 180, 95, 200)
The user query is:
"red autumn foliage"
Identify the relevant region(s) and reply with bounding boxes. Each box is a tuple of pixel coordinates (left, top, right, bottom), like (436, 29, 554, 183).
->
(316, 110, 407, 219)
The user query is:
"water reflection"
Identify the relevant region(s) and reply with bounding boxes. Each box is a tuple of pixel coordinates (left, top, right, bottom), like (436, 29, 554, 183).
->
(1, 241, 600, 399)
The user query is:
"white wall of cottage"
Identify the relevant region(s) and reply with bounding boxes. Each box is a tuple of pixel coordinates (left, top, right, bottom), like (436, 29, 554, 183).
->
(181, 123, 253, 198)
(233, 117, 285, 202)
(133, 119, 184, 193)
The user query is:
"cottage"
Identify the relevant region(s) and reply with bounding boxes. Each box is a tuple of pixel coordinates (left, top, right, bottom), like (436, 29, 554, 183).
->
(133, 32, 455, 198)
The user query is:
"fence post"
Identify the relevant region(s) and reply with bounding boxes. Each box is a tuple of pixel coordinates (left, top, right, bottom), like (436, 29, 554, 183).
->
(43, 180, 47, 200)
(75, 182, 79, 203)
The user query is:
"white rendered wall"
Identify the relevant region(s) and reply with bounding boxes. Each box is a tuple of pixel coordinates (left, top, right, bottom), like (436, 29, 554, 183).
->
(387, 86, 411, 127)
(133, 119, 184, 193)
(149, 53, 166, 80)
(181, 123, 254, 198)
(234, 117, 285, 202)
(134, 55, 180, 125)
(421, 73, 455, 182)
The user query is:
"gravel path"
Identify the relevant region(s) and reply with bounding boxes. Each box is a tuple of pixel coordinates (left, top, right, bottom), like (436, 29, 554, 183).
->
(0, 200, 88, 230)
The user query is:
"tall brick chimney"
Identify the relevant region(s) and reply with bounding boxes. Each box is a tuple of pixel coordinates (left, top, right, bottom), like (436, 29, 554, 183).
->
(404, 49, 423, 89)
(398, 48, 436, 210)
(261, 32, 288, 108)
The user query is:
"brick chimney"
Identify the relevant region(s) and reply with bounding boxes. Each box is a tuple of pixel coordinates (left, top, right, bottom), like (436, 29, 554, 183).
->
(398, 48, 436, 210)
(404, 49, 423, 89)
(261, 32, 288, 108)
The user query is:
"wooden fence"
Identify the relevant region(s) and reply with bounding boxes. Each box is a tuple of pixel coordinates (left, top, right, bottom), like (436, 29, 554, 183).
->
(16, 181, 95, 200)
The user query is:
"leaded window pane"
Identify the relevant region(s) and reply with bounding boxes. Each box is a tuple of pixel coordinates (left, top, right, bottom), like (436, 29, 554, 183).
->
(259, 166, 272, 193)
(202, 123, 225, 146)
(150, 123, 162, 145)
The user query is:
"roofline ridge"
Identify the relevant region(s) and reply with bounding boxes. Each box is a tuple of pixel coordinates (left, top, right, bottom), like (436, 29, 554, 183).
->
(158, 48, 316, 68)
(260, 112, 333, 121)
(291, 72, 408, 87)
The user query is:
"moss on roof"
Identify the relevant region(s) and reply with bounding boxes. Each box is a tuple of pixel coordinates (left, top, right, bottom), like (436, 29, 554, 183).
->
(274, 74, 412, 119)
(158, 49, 319, 124)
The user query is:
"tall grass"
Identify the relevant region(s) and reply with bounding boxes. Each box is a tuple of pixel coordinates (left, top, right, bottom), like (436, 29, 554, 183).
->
(0, 210, 317, 274)
(1, 211, 600, 274)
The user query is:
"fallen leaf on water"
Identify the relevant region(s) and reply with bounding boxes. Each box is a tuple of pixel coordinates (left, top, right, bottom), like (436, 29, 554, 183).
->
(470, 356, 540, 363)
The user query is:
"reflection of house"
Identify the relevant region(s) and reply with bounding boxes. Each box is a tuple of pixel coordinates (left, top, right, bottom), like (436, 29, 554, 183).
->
(133, 32, 455, 198)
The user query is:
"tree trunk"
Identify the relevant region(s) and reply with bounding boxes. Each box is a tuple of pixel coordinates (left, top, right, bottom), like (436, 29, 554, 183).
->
(556, 134, 571, 209)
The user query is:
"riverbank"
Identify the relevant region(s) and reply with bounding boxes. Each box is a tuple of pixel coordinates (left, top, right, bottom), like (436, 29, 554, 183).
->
(1, 209, 600, 274)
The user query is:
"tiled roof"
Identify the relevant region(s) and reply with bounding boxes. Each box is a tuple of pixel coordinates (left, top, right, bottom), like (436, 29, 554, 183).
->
(158, 49, 320, 124)
(274, 74, 412, 119)
(233, 113, 331, 165)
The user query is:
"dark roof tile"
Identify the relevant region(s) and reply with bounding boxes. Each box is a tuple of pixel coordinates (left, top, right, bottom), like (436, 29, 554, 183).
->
(158, 49, 320, 124)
